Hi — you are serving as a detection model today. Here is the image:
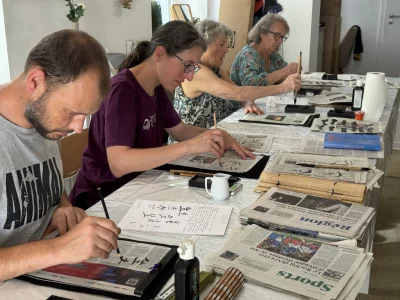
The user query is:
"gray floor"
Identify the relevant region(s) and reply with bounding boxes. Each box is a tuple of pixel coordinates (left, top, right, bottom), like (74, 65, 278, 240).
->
(357, 151, 400, 300)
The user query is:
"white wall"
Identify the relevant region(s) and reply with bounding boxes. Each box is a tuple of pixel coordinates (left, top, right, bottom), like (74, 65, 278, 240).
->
(3, 0, 151, 79)
(0, 0, 10, 84)
(340, 0, 381, 75)
(208, 0, 220, 21)
(279, 0, 321, 72)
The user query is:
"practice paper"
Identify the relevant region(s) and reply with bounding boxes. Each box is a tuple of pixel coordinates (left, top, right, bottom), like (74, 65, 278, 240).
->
(119, 200, 232, 235)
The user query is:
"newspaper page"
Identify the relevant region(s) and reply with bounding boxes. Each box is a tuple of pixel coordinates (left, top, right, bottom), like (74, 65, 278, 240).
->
(241, 112, 312, 126)
(307, 92, 352, 105)
(310, 118, 383, 134)
(240, 187, 375, 239)
(206, 224, 369, 300)
(24, 241, 172, 296)
(168, 150, 263, 173)
(267, 153, 368, 184)
(231, 133, 271, 153)
(273, 152, 370, 170)
(301, 79, 346, 88)
(298, 137, 384, 159)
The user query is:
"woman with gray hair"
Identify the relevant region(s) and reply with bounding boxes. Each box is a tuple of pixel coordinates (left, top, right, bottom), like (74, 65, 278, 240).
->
(172, 19, 299, 132)
(230, 14, 298, 87)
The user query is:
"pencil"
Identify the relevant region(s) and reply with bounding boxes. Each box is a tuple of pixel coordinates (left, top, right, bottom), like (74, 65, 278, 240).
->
(97, 187, 122, 257)
(213, 112, 222, 167)
(294, 51, 302, 105)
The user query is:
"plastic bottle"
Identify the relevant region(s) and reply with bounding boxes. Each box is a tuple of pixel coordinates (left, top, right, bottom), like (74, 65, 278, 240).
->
(352, 79, 364, 111)
(174, 239, 200, 300)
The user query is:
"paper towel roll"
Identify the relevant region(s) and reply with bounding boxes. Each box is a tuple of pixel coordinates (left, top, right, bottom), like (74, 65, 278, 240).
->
(361, 72, 387, 122)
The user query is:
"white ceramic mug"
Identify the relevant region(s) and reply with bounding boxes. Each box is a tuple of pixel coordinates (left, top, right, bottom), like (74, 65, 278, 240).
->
(205, 173, 230, 201)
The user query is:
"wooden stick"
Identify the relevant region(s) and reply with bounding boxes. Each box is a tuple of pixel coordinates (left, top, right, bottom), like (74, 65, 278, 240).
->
(169, 169, 214, 177)
(294, 51, 302, 104)
(213, 112, 222, 166)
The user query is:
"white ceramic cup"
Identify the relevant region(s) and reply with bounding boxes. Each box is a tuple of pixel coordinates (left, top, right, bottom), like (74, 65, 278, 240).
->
(205, 173, 230, 201)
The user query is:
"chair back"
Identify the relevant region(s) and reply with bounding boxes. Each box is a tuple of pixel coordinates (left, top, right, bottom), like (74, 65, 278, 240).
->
(338, 27, 358, 72)
(170, 4, 193, 22)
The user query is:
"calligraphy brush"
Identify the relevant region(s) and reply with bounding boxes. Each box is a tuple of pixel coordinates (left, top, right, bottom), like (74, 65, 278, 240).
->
(293, 51, 302, 105)
(97, 187, 124, 259)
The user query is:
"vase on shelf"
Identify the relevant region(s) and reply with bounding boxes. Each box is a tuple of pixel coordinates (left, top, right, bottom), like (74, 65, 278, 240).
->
(71, 21, 79, 30)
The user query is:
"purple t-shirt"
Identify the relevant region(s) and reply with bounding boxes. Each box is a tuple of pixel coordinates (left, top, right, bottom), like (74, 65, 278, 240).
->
(70, 69, 181, 206)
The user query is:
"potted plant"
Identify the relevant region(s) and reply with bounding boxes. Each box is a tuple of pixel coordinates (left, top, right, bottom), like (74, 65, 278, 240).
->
(151, 1, 162, 32)
(65, 0, 86, 30)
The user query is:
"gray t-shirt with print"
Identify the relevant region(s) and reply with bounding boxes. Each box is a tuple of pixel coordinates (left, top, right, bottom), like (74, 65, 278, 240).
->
(0, 115, 63, 247)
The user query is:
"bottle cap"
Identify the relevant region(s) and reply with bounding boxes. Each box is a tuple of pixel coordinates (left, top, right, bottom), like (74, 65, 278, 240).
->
(356, 79, 363, 87)
(177, 238, 195, 260)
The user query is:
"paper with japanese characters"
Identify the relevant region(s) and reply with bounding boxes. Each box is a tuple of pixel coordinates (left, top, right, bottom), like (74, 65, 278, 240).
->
(118, 200, 232, 235)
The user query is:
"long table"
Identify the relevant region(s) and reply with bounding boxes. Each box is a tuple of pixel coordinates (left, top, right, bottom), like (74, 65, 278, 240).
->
(0, 84, 398, 299)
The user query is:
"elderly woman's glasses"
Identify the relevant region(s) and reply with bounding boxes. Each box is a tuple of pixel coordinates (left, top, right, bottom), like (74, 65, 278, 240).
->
(267, 30, 288, 42)
(174, 54, 201, 73)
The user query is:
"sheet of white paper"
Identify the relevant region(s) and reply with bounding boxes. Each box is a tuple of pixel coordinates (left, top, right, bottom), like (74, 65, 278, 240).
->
(118, 200, 232, 235)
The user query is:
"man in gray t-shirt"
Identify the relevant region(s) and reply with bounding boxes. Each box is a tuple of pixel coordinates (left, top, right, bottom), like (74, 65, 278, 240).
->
(0, 30, 120, 281)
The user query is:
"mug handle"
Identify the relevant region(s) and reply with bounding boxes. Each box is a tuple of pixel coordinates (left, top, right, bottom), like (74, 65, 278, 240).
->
(205, 177, 213, 196)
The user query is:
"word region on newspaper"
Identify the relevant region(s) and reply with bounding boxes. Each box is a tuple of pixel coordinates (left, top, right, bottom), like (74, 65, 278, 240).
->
(206, 225, 373, 300)
(240, 188, 375, 241)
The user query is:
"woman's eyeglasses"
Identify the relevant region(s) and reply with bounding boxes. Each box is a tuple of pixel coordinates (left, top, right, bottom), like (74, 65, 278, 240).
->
(267, 30, 288, 42)
(174, 54, 201, 73)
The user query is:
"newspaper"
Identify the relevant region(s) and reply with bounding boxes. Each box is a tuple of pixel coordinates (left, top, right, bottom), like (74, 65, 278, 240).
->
(231, 133, 271, 153)
(271, 152, 371, 170)
(298, 137, 384, 159)
(301, 79, 346, 88)
(206, 224, 372, 300)
(266, 153, 369, 184)
(240, 112, 312, 126)
(23, 241, 172, 296)
(307, 92, 352, 105)
(168, 150, 263, 173)
(310, 118, 383, 134)
(240, 187, 375, 240)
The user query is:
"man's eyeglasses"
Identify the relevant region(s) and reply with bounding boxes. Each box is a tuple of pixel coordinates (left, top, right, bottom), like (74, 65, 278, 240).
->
(267, 30, 288, 42)
(174, 54, 201, 74)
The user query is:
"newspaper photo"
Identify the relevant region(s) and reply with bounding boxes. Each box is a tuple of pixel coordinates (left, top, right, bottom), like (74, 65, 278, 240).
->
(310, 118, 383, 134)
(307, 92, 352, 105)
(240, 112, 312, 126)
(267, 153, 369, 184)
(240, 187, 375, 240)
(206, 224, 372, 300)
(23, 241, 173, 296)
(298, 137, 384, 159)
(231, 133, 271, 153)
(168, 150, 263, 173)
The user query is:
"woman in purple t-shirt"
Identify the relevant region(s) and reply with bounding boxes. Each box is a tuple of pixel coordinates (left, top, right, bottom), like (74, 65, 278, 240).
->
(70, 21, 255, 209)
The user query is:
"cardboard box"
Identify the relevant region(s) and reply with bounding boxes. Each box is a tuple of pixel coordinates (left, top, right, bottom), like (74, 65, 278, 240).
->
(320, 0, 342, 17)
(218, 0, 255, 71)
(320, 16, 341, 73)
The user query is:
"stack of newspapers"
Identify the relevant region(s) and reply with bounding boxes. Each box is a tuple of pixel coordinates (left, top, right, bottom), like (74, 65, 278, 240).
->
(206, 224, 373, 300)
(240, 187, 375, 246)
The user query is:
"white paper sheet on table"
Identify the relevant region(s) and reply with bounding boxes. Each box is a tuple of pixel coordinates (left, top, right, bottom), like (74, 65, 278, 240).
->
(118, 200, 232, 235)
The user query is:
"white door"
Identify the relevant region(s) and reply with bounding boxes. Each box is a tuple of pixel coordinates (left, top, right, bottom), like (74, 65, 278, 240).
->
(376, 0, 400, 77)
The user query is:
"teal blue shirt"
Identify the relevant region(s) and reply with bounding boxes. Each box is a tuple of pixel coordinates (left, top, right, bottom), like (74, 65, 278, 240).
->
(230, 44, 287, 86)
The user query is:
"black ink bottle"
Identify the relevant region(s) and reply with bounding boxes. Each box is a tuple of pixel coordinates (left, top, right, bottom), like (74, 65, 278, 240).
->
(174, 239, 199, 300)
(352, 80, 364, 111)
